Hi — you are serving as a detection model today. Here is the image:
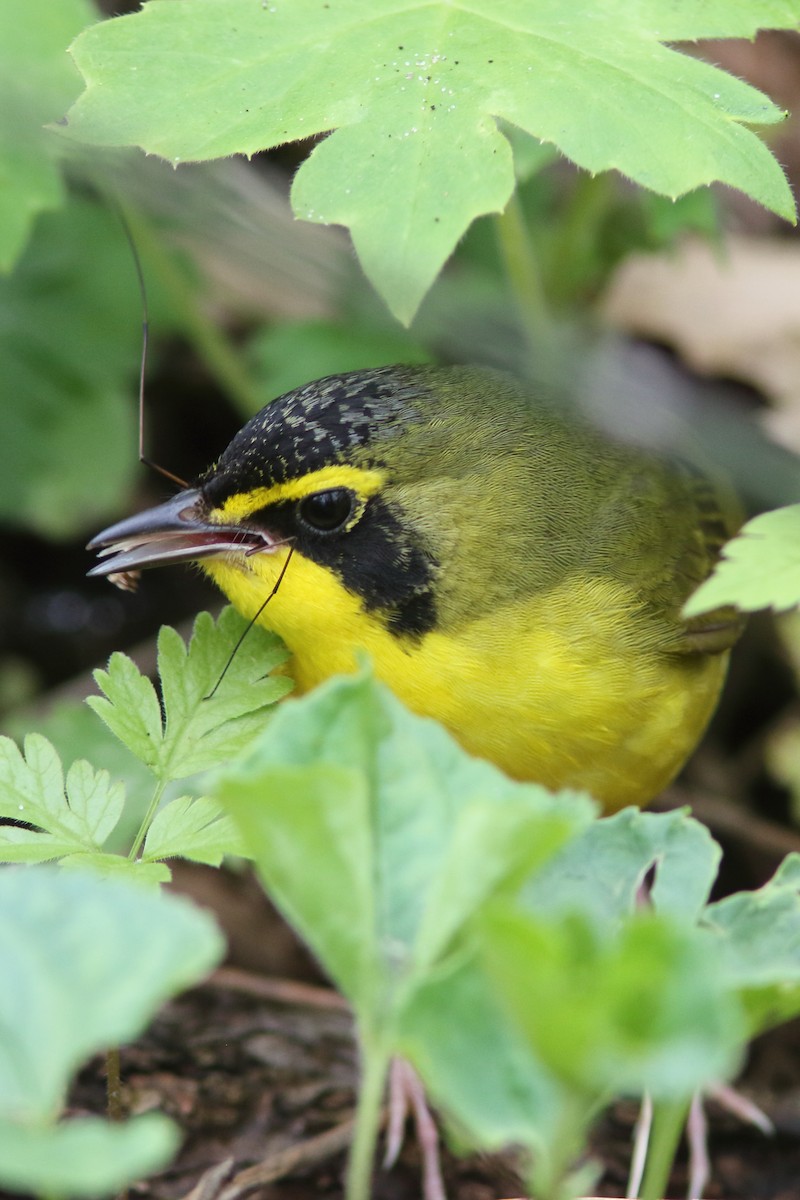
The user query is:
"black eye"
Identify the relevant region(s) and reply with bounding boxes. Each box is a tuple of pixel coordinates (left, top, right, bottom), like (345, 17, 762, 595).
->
(297, 488, 355, 533)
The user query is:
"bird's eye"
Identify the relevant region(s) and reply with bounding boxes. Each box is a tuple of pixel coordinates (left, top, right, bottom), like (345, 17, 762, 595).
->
(297, 488, 355, 533)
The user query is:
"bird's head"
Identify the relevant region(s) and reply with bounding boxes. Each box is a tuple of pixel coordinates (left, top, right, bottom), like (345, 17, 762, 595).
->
(89, 365, 533, 643)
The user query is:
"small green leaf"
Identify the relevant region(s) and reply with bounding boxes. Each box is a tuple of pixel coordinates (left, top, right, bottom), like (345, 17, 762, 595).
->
(65, 0, 798, 320)
(482, 905, 743, 1101)
(3, 699, 157, 852)
(0, 733, 124, 861)
(88, 653, 163, 769)
(0, 1113, 178, 1199)
(89, 607, 292, 781)
(706, 853, 800, 1034)
(521, 807, 721, 926)
(0, 866, 224, 1122)
(685, 505, 800, 616)
(142, 795, 246, 866)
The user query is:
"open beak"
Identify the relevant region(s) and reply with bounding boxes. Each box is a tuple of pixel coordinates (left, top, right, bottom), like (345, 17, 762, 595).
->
(87, 488, 280, 581)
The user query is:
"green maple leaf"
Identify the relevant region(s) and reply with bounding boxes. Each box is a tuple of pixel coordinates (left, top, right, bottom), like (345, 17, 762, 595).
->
(65, 0, 798, 322)
(684, 504, 800, 617)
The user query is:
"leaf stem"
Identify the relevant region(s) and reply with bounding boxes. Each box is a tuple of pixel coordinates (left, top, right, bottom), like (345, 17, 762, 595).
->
(128, 779, 166, 862)
(113, 197, 264, 417)
(549, 172, 614, 307)
(345, 1036, 391, 1200)
(493, 190, 553, 362)
(639, 1097, 690, 1200)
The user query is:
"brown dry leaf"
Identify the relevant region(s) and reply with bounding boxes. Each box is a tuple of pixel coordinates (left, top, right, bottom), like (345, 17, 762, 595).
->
(602, 236, 800, 452)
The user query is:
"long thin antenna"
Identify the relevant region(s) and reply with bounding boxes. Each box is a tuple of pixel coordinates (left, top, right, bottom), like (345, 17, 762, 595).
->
(114, 202, 188, 489)
(205, 544, 296, 700)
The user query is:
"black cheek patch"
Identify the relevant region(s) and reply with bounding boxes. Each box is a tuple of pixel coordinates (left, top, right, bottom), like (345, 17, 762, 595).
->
(246, 496, 438, 639)
(329, 498, 438, 638)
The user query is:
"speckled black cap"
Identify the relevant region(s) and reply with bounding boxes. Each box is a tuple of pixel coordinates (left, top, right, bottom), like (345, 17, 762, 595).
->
(201, 366, 432, 505)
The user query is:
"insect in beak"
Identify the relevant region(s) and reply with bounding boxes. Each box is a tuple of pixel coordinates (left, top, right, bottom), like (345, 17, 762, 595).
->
(87, 488, 281, 589)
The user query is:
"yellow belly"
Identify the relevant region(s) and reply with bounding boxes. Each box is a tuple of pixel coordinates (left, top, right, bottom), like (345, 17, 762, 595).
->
(203, 550, 727, 811)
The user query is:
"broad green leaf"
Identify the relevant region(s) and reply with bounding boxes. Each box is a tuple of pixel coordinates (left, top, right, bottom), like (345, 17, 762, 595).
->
(0, 196, 142, 537)
(142, 795, 246, 866)
(0, 1113, 178, 1199)
(684, 505, 800, 616)
(0, 0, 96, 270)
(89, 608, 292, 780)
(216, 669, 592, 1025)
(399, 953, 564, 1152)
(0, 733, 124, 860)
(521, 807, 721, 926)
(218, 760, 378, 1010)
(66, 0, 797, 320)
(482, 905, 743, 1101)
(0, 866, 224, 1121)
(706, 853, 800, 1035)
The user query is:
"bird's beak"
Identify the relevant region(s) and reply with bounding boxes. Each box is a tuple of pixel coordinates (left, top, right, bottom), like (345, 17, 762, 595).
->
(87, 488, 281, 580)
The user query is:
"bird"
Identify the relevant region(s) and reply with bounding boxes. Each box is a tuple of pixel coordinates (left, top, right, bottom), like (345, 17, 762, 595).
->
(88, 364, 742, 811)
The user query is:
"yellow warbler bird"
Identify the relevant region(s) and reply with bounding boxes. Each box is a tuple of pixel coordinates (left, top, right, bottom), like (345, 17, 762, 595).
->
(89, 365, 741, 809)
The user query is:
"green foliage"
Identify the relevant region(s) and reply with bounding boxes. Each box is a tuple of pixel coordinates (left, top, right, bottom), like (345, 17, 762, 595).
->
(0, 608, 290, 878)
(0, 732, 129, 864)
(211, 669, 800, 1200)
(89, 607, 291, 780)
(0, 195, 151, 536)
(214, 667, 596, 1198)
(707, 854, 800, 1034)
(685, 504, 800, 616)
(521, 805, 721, 924)
(214, 668, 594, 1018)
(0, 866, 223, 1197)
(0, 0, 96, 271)
(65, 0, 798, 320)
(11, 626, 800, 1198)
(482, 907, 742, 1102)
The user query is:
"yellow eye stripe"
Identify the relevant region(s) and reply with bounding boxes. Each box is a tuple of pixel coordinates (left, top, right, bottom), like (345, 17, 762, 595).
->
(210, 465, 386, 523)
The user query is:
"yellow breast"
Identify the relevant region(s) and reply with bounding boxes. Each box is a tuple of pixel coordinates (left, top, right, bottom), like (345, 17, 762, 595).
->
(203, 547, 726, 811)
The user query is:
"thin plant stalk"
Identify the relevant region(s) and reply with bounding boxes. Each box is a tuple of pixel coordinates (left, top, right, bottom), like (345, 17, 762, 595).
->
(639, 1098, 691, 1200)
(345, 1036, 392, 1200)
(128, 779, 167, 862)
(493, 190, 553, 362)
